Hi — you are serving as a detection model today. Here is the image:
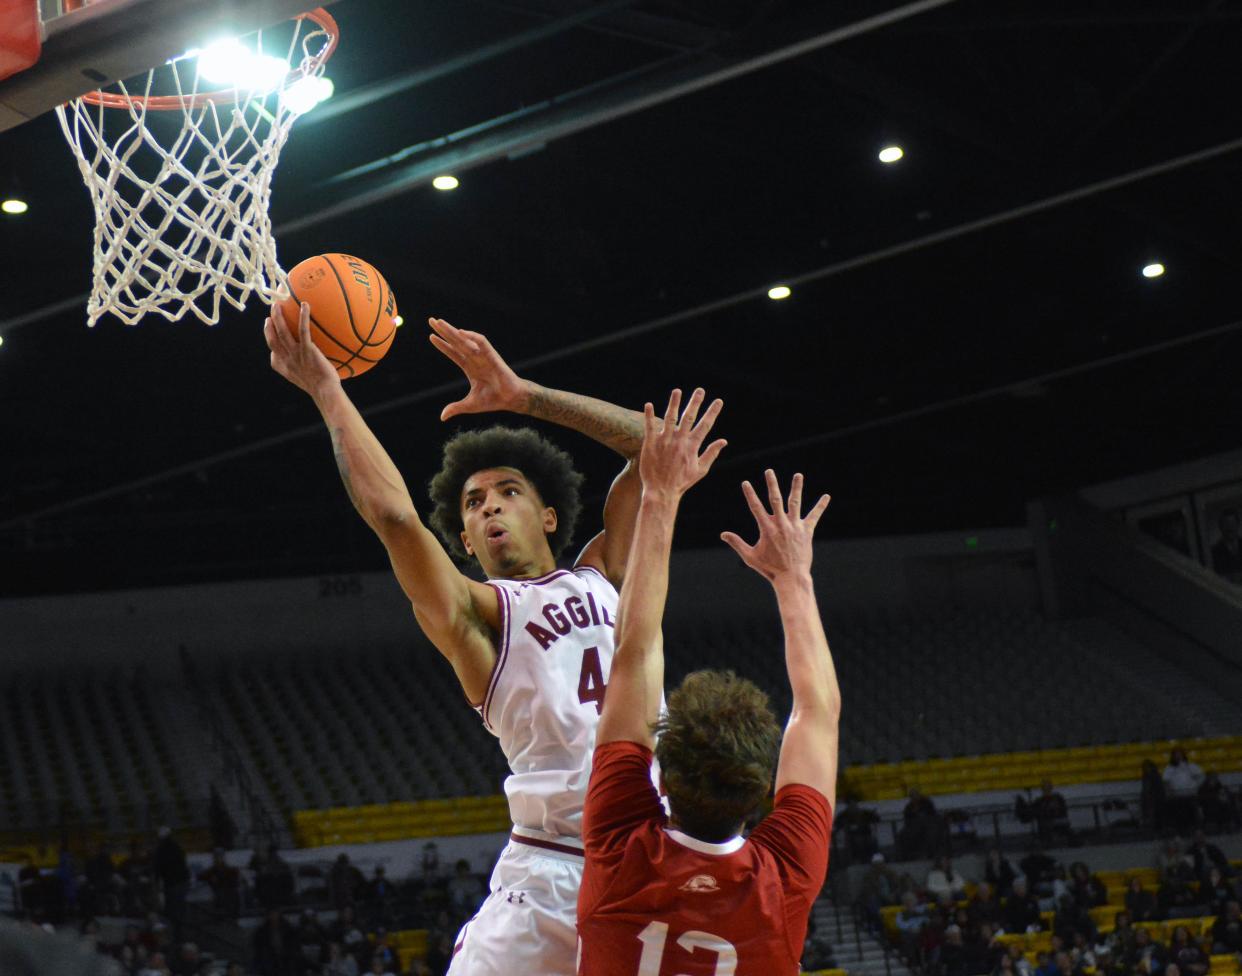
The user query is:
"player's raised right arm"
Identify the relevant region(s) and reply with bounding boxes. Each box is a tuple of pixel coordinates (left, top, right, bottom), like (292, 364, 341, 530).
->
(265, 304, 497, 697)
(721, 471, 839, 806)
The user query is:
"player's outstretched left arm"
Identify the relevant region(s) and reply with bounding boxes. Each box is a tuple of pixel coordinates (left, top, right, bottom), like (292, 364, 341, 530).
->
(596, 388, 726, 748)
(722, 471, 839, 807)
(428, 317, 645, 587)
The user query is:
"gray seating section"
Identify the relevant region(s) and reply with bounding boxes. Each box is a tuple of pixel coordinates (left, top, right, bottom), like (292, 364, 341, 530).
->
(0, 609, 1233, 830)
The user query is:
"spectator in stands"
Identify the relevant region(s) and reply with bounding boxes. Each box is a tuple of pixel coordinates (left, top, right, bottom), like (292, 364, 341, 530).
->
(328, 854, 363, 911)
(368, 929, 397, 974)
(1126, 879, 1159, 922)
(1197, 775, 1235, 833)
(1141, 761, 1167, 833)
(1210, 509, 1242, 583)
(208, 786, 237, 851)
(446, 859, 483, 916)
(1163, 750, 1205, 834)
(169, 941, 204, 976)
(122, 838, 156, 915)
(927, 857, 970, 902)
(253, 908, 297, 976)
(295, 909, 328, 971)
(258, 844, 297, 909)
(1033, 781, 1074, 845)
(1054, 893, 1098, 945)
(153, 828, 190, 940)
(900, 789, 947, 859)
(364, 867, 395, 925)
(1211, 901, 1242, 954)
(987, 849, 1019, 898)
(1004, 877, 1044, 934)
(55, 849, 80, 921)
(84, 844, 119, 917)
(328, 906, 366, 960)
(367, 956, 396, 976)
(420, 843, 440, 881)
(1166, 926, 1208, 976)
(1068, 862, 1108, 909)
(1158, 873, 1207, 919)
(896, 892, 930, 958)
(1188, 831, 1232, 883)
(200, 849, 241, 917)
(323, 942, 359, 976)
(138, 950, 172, 976)
(933, 924, 969, 976)
(969, 881, 1003, 930)
(425, 932, 453, 976)
(1160, 839, 1196, 883)
(859, 853, 904, 933)
(1020, 847, 1059, 898)
(836, 796, 881, 862)
(1200, 867, 1235, 916)
(1124, 926, 1166, 976)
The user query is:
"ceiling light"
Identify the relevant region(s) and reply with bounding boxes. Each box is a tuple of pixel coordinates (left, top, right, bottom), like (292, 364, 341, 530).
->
(0, 334, 5, 348)
(767, 285, 792, 301)
(432, 175, 459, 191)
(393, 315, 404, 327)
(2, 199, 28, 214)
(878, 145, 904, 164)
(197, 38, 288, 92)
(282, 75, 334, 114)
(1141, 262, 1165, 278)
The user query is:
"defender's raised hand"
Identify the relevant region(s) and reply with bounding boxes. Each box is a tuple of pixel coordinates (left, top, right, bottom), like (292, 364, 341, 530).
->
(721, 470, 831, 581)
(638, 388, 727, 500)
(265, 301, 340, 400)
(428, 317, 527, 421)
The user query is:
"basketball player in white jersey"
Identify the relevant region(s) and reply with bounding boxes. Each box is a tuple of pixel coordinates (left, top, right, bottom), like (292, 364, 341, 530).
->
(264, 305, 657, 976)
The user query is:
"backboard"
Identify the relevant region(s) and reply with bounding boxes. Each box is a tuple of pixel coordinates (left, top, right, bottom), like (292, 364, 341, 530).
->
(0, 0, 338, 131)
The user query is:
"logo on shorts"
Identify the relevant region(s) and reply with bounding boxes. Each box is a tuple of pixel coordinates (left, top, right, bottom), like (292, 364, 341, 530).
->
(679, 874, 719, 893)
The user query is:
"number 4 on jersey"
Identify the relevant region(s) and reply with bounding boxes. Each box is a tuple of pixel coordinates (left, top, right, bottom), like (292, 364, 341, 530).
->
(577, 645, 607, 713)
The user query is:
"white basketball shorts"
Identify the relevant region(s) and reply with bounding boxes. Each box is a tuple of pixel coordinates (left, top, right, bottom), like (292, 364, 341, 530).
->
(447, 831, 583, 976)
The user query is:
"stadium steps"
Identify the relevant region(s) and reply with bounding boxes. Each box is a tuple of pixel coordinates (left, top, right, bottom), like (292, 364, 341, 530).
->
(817, 901, 910, 976)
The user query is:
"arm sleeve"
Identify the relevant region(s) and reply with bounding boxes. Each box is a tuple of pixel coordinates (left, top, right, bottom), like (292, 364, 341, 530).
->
(749, 784, 833, 938)
(582, 740, 666, 867)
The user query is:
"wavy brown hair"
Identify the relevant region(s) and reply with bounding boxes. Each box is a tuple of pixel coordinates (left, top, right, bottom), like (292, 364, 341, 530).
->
(654, 669, 781, 842)
(427, 425, 584, 561)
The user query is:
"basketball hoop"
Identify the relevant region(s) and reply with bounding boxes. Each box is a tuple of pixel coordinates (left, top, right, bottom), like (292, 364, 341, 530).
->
(54, 5, 339, 326)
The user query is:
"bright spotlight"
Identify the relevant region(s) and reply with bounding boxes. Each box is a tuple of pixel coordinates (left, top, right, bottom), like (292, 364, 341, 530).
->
(1, 199, 28, 214)
(1142, 262, 1165, 278)
(432, 175, 460, 191)
(768, 285, 792, 301)
(198, 38, 288, 91)
(878, 145, 904, 164)
(393, 315, 405, 327)
(282, 75, 334, 114)
(0, 334, 5, 348)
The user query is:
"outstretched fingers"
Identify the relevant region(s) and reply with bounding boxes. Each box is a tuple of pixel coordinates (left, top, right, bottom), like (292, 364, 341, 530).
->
(689, 396, 724, 447)
(699, 438, 728, 472)
(764, 467, 784, 515)
(740, 479, 769, 522)
(678, 387, 706, 430)
(720, 530, 755, 563)
(787, 472, 804, 518)
(805, 493, 832, 530)
(663, 388, 683, 429)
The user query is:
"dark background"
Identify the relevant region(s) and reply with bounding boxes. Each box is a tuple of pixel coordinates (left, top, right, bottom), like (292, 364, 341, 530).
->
(2, 0, 1240, 594)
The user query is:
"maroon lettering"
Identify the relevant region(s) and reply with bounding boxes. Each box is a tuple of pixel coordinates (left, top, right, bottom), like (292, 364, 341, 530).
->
(577, 646, 607, 713)
(524, 620, 558, 650)
(543, 603, 571, 636)
(585, 592, 601, 626)
(564, 595, 590, 629)
(601, 603, 614, 627)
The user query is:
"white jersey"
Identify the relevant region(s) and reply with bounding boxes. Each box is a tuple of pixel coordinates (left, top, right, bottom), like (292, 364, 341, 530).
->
(477, 564, 618, 841)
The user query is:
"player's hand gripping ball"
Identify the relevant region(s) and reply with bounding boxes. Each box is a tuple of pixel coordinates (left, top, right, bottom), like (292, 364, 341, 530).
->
(277, 253, 398, 379)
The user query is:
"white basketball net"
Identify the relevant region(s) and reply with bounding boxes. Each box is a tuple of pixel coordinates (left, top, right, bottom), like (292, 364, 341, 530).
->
(54, 13, 335, 326)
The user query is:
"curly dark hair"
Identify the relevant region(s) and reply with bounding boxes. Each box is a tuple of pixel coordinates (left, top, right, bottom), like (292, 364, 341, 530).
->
(654, 669, 781, 842)
(427, 425, 585, 561)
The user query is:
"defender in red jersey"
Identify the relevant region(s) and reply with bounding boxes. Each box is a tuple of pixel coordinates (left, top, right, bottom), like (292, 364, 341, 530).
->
(577, 388, 840, 976)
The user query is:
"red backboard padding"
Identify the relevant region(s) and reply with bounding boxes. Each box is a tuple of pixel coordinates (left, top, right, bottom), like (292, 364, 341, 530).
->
(0, 0, 41, 83)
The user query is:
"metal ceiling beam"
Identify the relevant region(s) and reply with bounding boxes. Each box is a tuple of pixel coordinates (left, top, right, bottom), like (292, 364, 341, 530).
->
(278, 0, 960, 235)
(479, 0, 724, 52)
(302, 0, 639, 126)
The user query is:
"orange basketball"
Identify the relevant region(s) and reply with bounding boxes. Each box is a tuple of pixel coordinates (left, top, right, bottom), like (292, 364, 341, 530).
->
(278, 253, 398, 379)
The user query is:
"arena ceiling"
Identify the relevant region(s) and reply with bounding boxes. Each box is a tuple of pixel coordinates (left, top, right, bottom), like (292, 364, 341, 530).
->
(1, 0, 1241, 594)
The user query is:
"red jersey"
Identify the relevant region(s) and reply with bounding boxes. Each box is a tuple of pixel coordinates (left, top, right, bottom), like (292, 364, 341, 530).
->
(578, 740, 832, 976)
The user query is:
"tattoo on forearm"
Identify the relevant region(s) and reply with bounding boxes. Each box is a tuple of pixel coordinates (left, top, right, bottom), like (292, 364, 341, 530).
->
(527, 387, 644, 455)
(329, 427, 361, 509)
